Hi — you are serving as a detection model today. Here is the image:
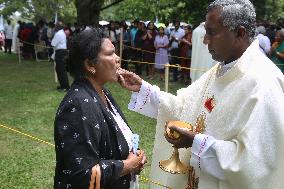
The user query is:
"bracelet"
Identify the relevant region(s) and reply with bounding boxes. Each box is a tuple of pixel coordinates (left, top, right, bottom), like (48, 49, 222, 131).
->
(276, 51, 280, 56)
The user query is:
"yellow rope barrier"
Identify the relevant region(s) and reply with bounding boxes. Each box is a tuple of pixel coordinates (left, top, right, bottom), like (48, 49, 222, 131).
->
(121, 58, 208, 72)
(0, 123, 171, 188)
(0, 124, 55, 147)
(124, 44, 191, 60)
(20, 40, 53, 49)
(20, 39, 190, 60)
(140, 176, 173, 189)
(18, 40, 284, 67)
(121, 58, 155, 65)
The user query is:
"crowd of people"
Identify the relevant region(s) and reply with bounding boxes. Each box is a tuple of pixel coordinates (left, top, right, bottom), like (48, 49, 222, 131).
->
(0, 16, 283, 86)
(102, 19, 284, 84)
(1, 0, 284, 189)
(104, 20, 193, 84)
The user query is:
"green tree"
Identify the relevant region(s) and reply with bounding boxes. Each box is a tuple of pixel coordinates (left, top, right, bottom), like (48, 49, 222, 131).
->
(0, 0, 283, 26)
(252, 0, 284, 21)
(0, 0, 77, 24)
(75, 0, 125, 26)
(101, 0, 283, 26)
(75, 0, 103, 26)
(100, 0, 212, 25)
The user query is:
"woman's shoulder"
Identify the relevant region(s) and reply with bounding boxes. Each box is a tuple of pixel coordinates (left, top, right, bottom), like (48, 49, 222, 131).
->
(59, 82, 100, 110)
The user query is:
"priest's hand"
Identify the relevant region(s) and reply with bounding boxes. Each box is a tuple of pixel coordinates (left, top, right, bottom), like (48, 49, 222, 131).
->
(164, 125, 196, 148)
(117, 68, 143, 92)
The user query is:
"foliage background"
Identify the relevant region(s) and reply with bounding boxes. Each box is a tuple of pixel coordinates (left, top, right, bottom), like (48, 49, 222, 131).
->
(0, 0, 283, 25)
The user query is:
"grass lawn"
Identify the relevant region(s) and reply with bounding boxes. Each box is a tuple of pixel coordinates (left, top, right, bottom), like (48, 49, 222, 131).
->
(0, 52, 186, 189)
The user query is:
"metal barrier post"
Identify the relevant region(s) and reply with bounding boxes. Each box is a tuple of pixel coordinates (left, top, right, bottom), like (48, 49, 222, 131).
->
(119, 27, 123, 65)
(54, 61, 58, 83)
(35, 44, 39, 62)
(165, 63, 170, 92)
(18, 42, 22, 64)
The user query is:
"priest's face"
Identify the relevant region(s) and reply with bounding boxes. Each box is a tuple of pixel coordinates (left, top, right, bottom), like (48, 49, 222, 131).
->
(203, 8, 239, 63)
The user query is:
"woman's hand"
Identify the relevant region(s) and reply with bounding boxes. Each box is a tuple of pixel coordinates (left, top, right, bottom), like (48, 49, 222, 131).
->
(137, 149, 147, 172)
(117, 68, 143, 92)
(121, 150, 147, 176)
(271, 42, 279, 51)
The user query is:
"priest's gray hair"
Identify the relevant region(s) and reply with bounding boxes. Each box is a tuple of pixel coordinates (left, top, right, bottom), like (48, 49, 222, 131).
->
(208, 0, 256, 42)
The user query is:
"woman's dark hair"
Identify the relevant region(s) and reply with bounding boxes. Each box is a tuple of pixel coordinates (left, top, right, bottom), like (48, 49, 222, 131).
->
(68, 27, 107, 79)
(146, 21, 155, 30)
(183, 25, 192, 31)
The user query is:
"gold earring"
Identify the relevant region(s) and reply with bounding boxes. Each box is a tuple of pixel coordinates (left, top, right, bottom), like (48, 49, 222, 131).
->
(91, 70, 96, 74)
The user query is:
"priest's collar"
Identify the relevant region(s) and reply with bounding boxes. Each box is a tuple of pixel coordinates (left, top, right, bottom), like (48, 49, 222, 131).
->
(216, 59, 239, 77)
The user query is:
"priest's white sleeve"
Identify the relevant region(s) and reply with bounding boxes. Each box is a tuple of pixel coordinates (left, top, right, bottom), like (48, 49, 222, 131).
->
(128, 80, 160, 119)
(191, 134, 226, 181)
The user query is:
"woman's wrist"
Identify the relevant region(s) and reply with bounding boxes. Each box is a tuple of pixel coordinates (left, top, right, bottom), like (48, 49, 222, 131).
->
(121, 160, 130, 176)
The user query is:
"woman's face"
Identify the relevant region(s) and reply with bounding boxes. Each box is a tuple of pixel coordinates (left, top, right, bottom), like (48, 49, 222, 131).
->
(275, 32, 283, 43)
(94, 38, 120, 83)
(159, 27, 164, 35)
(148, 22, 154, 30)
(185, 28, 191, 35)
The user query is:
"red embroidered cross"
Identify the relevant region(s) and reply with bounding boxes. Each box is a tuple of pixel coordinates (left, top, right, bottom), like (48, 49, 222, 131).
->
(204, 96, 215, 113)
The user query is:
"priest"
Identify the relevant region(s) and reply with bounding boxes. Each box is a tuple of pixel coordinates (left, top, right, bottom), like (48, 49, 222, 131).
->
(118, 0, 284, 188)
(190, 22, 215, 82)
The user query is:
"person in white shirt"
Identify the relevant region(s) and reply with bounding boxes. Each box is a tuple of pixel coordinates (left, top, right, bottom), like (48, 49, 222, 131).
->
(169, 20, 185, 82)
(117, 0, 284, 188)
(4, 20, 13, 54)
(12, 20, 21, 53)
(51, 21, 69, 91)
(256, 25, 271, 55)
(164, 21, 171, 38)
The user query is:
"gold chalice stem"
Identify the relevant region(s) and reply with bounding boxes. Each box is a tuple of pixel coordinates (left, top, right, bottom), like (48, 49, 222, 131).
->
(159, 146, 189, 174)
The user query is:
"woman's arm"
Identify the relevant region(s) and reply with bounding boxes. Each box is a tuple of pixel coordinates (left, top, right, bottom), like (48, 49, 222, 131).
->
(276, 50, 284, 59)
(142, 32, 147, 40)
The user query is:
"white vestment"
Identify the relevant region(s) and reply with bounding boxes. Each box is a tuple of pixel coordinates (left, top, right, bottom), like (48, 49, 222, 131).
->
(12, 23, 20, 53)
(190, 22, 215, 82)
(129, 40, 284, 189)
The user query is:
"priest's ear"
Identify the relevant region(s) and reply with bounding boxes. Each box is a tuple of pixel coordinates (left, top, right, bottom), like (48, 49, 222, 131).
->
(235, 26, 247, 40)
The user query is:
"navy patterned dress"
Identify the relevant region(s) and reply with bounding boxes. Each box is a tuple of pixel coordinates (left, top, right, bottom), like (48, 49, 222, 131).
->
(54, 79, 131, 189)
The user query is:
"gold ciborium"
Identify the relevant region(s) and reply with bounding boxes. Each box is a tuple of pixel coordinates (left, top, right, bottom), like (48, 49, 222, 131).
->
(159, 121, 193, 174)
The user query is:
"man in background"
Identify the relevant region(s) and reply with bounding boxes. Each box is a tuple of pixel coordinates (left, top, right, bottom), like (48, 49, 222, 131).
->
(51, 21, 69, 92)
(169, 20, 184, 82)
(4, 20, 13, 54)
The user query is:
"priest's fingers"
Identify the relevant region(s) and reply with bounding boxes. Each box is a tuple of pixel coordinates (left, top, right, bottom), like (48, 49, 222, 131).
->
(167, 125, 190, 135)
(164, 132, 183, 148)
(118, 74, 126, 87)
(120, 70, 142, 83)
